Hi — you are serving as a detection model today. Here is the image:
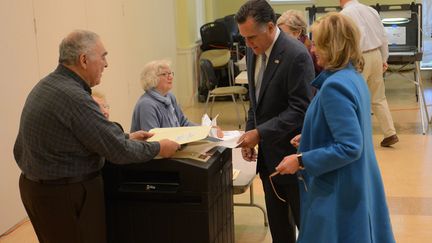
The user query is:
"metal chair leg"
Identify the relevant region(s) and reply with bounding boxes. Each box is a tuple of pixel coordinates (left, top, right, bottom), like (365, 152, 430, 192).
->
(231, 94, 241, 129)
(416, 62, 431, 134)
(204, 91, 211, 115)
(210, 95, 216, 118)
(234, 183, 269, 227)
(238, 93, 247, 122)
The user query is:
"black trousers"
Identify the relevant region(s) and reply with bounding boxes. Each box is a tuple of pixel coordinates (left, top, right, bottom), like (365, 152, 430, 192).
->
(260, 173, 300, 243)
(19, 174, 106, 243)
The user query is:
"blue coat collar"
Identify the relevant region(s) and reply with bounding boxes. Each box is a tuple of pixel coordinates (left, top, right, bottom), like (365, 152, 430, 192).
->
(311, 63, 356, 89)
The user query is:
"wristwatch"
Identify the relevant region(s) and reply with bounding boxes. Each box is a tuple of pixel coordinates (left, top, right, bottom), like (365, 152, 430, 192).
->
(297, 153, 305, 170)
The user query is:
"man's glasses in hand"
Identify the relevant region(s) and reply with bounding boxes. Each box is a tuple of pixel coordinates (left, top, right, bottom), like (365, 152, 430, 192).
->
(269, 170, 308, 203)
(269, 171, 287, 203)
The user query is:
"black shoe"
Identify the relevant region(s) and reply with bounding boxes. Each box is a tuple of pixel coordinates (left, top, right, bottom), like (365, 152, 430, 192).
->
(380, 135, 399, 147)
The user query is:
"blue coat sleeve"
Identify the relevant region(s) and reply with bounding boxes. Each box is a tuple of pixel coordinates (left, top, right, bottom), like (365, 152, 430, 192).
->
(303, 79, 363, 177)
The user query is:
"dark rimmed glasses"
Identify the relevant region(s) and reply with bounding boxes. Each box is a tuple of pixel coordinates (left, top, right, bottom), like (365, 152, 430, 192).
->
(158, 71, 174, 77)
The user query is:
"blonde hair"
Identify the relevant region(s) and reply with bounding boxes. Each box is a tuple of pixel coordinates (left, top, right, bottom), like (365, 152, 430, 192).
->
(277, 10, 308, 36)
(91, 89, 106, 100)
(140, 60, 171, 91)
(310, 12, 364, 72)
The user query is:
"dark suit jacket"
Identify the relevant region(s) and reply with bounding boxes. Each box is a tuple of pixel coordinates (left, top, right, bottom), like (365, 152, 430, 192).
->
(246, 32, 314, 184)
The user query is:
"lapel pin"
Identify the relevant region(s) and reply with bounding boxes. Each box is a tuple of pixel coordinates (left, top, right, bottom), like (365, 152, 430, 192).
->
(275, 59, 280, 64)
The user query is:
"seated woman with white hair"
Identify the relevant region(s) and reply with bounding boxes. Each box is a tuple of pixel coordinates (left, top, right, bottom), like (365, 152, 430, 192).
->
(131, 60, 223, 137)
(131, 60, 195, 132)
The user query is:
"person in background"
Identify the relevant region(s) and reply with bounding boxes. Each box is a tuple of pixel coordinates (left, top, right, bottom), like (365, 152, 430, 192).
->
(235, 0, 314, 242)
(92, 90, 110, 119)
(14, 30, 179, 243)
(340, 0, 398, 147)
(131, 59, 223, 137)
(277, 9, 322, 76)
(276, 13, 395, 243)
(131, 60, 195, 132)
(92, 90, 139, 136)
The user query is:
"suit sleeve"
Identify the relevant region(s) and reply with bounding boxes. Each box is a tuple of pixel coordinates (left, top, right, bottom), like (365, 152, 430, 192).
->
(245, 52, 256, 131)
(257, 51, 314, 139)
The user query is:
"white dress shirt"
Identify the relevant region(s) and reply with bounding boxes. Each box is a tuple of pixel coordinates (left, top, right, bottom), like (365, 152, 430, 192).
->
(341, 0, 389, 62)
(254, 27, 281, 83)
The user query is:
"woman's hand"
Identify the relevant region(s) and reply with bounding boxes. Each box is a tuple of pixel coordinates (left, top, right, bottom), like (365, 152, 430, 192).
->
(275, 154, 300, 175)
(290, 134, 301, 148)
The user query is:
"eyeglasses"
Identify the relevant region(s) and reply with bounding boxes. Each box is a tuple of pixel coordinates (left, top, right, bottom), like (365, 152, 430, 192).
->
(269, 171, 287, 202)
(157, 71, 174, 77)
(269, 171, 308, 203)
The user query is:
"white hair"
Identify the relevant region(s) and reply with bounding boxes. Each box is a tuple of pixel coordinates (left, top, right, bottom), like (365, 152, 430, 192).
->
(140, 59, 171, 91)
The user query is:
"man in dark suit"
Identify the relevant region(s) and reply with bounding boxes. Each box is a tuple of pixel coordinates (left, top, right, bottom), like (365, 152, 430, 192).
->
(235, 1, 314, 242)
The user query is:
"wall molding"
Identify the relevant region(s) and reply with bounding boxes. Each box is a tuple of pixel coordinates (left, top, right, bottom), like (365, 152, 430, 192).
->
(175, 43, 201, 108)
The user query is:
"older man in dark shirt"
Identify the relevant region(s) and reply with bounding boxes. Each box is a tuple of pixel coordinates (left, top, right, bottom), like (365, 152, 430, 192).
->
(14, 30, 179, 243)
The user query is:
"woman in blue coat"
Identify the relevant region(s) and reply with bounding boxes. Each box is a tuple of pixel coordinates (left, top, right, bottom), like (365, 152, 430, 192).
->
(275, 13, 395, 243)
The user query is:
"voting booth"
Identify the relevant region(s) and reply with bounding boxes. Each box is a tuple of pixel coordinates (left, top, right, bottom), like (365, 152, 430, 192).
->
(306, 3, 430, 134)
(305, 3, 422, 56)
(103, 146, 234, 243)
(374, 2, 421, 53)
(374, 3, 430, 133)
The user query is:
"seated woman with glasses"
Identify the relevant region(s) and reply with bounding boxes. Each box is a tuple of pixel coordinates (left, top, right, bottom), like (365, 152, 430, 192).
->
(131, 59, 195, 132)
(275, 13, 395, 243)
(277, 10, 322, 76)
(131, 60, 223, 137)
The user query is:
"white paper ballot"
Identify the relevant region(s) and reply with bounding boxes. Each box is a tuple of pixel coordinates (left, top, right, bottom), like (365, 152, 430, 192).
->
(147, 126, 212, 144)
(221, 130, 242, 141)
(202, 114, 219, 138)
(215, 136, 242, 148)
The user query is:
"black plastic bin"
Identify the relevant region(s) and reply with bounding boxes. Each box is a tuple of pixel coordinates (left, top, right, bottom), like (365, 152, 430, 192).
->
(103, 147, 234, 243)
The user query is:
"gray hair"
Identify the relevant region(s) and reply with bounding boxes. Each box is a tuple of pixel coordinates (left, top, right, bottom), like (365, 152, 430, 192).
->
(140, 60, 171, 91)
(277, 10, 308, 36)
(59, 30, 100, 65)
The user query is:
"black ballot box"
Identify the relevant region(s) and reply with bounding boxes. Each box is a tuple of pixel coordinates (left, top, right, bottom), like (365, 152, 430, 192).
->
(103, 146, 234, 243)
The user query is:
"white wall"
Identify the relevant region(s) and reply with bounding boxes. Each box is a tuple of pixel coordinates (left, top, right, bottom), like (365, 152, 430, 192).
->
(0, 0, 178, 233)
(0, 0, 40, 232)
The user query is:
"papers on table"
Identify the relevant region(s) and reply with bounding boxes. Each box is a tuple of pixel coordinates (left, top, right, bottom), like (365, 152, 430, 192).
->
(202, 113, 223, 138)
(147, 126, 243, 162)
(147, 126, 211, 144)
(221, 130, 242, 141)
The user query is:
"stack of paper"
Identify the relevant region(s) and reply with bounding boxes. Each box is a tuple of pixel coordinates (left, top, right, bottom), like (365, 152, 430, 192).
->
(147, 126, 243, 162)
